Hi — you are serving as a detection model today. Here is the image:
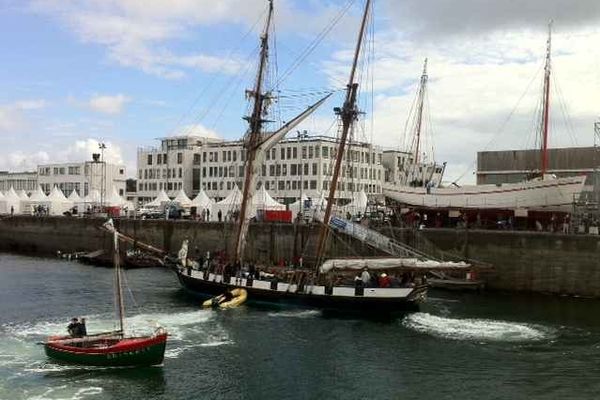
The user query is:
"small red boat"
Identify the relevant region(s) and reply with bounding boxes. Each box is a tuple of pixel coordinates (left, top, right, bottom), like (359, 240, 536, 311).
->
(44, 220, 168, 367)
(44, 330, 168, 367)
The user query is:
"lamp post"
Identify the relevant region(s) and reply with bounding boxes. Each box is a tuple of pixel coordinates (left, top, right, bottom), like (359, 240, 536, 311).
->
(99, 143, 107, 210)
(297, 130, 308, 219)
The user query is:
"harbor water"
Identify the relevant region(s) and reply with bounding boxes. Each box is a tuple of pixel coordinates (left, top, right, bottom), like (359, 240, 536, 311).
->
(1, 253, 600, 400)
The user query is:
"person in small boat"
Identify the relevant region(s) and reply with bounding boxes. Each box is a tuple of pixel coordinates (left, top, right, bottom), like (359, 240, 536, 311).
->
(79, 318, 87, 336)
(212, 290, 234, 306)
(67, 318, 79, 336)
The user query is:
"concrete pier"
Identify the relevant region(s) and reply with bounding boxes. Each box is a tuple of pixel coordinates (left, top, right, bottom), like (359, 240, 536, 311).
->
(1, 216, 599, 297)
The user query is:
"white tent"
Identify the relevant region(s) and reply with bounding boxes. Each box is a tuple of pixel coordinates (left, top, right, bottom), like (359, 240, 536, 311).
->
(212, 185, 242, 221)
(84, 189, 101, 203)
(0, 187, 22, 214)
(66, 190, 84, 215)
(68, 189, 82, 202)
(17, 189, 29, 201)
(173, 189, 192, 208)
(251, 185, 285, 217)
(146, 190, 171, 207)
(105, 186, 125, 207)
(340, 190, 368, 218)
(25, 186, 51, 215)
(190, 189, 213, 219)
(47, 186, 73, 216)
(289, 192, 329, 220)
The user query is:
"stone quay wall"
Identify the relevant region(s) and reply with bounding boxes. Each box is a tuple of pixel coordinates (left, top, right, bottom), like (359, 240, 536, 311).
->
(1, 216, 599, 297)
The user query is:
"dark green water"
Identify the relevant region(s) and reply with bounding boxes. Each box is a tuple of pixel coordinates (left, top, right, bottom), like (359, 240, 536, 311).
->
(1, 253, 600, 400)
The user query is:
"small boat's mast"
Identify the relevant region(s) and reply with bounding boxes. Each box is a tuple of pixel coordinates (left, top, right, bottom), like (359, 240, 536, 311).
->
(113, 230, 126, 335)
(413, 58, 428, 164)
(233, 0, 274, 263)
(540, 21, 553, 177)
(315, 0, 371, 263)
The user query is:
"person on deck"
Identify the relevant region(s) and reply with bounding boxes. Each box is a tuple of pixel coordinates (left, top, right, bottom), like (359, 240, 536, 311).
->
(378, 273, 391, 288)
(360, 267, 371, 287)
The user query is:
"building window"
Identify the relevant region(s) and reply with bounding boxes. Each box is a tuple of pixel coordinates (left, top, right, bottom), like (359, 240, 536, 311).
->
(177, 153, 183, 164)
(203, 152, 207, 163)
(287, 147, 291, 159)
(302, 146, 307, 159)
(312, 163, 317, 175)
(233, 151, 237, 162)
(178, 168, 182, 178)
(119, 168, 124, 175)
(147, 154, 153, 165)
(291, 164, 297, 176)
(293, 147, 297, 159)
(310, 180, 317, 189)
(308, 146, 314, 159)
(281, 148, 285, 160)
(323, 147, 328, 158)
(157, 154, 162, 164)
(271, 148, 276, 160)
(303, 164, 309, 176)
(193, 154, 201, 165)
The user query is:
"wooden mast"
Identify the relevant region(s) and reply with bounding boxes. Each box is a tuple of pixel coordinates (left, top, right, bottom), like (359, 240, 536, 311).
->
(315, 0, 371, 263)
(113, 230, 126, 335)
(540, 21, 552, 177)
(413, 58, 428, 164)
(233, 0, 274, 263)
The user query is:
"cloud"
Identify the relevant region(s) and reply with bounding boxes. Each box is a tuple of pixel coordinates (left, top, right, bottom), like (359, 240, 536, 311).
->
(29, 0, 268, 79)
(322, 24, 600, 184)
(88, 94, 131, 115)
(381, 0, 600, 38)
(173, 123, 221, 139)
(0, 99, 48, 134)
(14, 99, 48, 110)
(0, 106, 26, 133)
(60, 138, 125, 165)
(3, 151, 50, 171)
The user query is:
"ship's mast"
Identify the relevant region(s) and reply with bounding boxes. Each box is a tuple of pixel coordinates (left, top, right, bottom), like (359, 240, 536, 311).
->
(113, 230, 125, 335)
(315, 0, 371, 263)
(540, 21, 552, 177)
(413, 58, 428, 164)
(233, 0, 274, 263)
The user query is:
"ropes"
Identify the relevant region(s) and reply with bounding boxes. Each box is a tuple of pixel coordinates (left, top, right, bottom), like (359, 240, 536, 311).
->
(276, 0, 357, 86)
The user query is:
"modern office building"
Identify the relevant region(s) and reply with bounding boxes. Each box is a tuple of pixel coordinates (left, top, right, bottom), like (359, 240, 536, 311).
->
(137, 134, 386, 204)
(37, 161, 127, 198)
(0, 171, 38, 193)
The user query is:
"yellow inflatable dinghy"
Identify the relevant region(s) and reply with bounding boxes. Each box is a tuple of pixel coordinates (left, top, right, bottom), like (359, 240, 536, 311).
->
(202, 288, 248, 309)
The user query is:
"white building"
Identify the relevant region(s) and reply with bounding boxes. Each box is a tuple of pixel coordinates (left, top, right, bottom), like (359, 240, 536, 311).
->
(137, 134, 386, 204)
(37, 161, 127, 198)
(0, 171, 38, 193)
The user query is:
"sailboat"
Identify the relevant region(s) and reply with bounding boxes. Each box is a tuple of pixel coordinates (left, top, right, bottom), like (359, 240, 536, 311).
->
(383, 23, 586, 212)
(173, 0, 470, 313)
(43, 220, 167, 366)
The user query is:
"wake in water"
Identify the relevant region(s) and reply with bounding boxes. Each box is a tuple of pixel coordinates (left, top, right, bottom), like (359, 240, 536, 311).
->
(403, 313, 553, 342)
(267, 310, 321, 319)
(0, 308, 233, 374)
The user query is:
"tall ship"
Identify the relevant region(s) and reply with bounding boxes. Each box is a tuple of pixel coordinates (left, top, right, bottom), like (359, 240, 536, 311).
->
(173, 0, 470, 313)
(383, 23, 586, 212)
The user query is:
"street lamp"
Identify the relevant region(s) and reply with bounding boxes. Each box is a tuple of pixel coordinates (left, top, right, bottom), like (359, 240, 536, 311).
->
(297, 130, 308, 219)
(99, 143, 106, 210)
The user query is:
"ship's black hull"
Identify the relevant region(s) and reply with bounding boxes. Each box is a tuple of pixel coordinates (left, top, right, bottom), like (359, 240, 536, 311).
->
(176, 271, 426, 314)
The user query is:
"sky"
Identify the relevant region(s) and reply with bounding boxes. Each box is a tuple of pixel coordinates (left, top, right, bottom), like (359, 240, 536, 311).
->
(1, 0, 599, 184)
